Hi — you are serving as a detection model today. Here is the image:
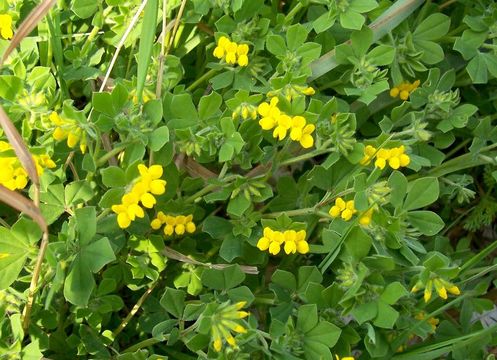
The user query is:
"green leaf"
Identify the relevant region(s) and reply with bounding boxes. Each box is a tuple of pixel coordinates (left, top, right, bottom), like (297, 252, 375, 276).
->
(71, 0, 98, 19)
(345, 226, 372, 260)
(101, 166, 127, 188)
(65, 181, 94, 206)
(367, 45, 395, 66)
(351, 302, 377, 324)
(389, 171, 407, 209)
(298, 266, 323, 293)
(64, 237, 115, 306)
(227, 193, 251, 217)
(227, 286, 255, 305)
(164, 93, 199, 129)
(136, 0, 159, 102)
(404, 177, 439, 211)
(297, 304, 318, 333)
(160, 287, 186, 318)
(413, 13, 450, 41)
(201, 265, 246, 290)
(415, 40, 444, 64)
(349, 0, 378, 12)
(340, 11, 365, 30)
(286, 24, 308, 51)
(266, 35, 287, 56)
(63, 256, 95, 306)
(380, 282, 408, 304)
(407, 211, 445, 236)
(272, 269, 297, 291)
(198, 91, 222, 120)
(0, 227, 31, 289)
(75, 207, 96, 246)
(219, 234, 243, 262)
(373, 301, 398, 328)
(149, 126, 170, 151)
(305, 321, 341, 346)
(466, 53, 488, 84)
(219, 143, 234, 162)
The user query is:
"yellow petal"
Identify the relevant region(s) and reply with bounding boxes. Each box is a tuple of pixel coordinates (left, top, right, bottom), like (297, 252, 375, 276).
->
(117, 212, 131, 228)
(151, 219, 162, 230)
(140, 193, 156, 208)
(237, 44, 249, 55)
(237, 54, 248, 66)
(175, 224, 185, 235)
(257, 237, 270, 251)
(186, 222, 196, 233)
(300, 134, 314, 148)
(268, 241, 281, 255)
(296, 240, 309, 254)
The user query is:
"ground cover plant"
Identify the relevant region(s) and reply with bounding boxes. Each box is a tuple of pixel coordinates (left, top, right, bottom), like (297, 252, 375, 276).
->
(0, 0, 497, 358)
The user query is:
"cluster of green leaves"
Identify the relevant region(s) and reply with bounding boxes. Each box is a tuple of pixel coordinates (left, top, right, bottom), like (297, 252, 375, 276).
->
(0, 0, 497, 359)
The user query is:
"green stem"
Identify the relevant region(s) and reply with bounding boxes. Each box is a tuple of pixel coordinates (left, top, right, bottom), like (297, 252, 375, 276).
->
(122, 337, 163, 353)
(284, 2, 304, 23)
(263, 207, 316, 219)
(184, 175, 237, 204)
(96, 144, 128, 166)
(279, 147, 335, 167)
(112, 282, 158, 338)
(186, 68, 219, 92)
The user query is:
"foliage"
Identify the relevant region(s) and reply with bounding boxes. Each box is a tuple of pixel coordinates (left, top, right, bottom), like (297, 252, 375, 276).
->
(0, 0, 497, 359)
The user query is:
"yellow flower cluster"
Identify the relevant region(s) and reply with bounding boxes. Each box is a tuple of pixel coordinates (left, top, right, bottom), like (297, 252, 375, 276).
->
(411, 277, 460, 303)
(329, 198, 374, 225)
(390, 80, 420, 101)
(0, 141, 55, 190)
(257, 97, 315, 148)
(257, 227, 309, 255)
(213, 36, 249, 67)
(0, 14, 13, 40)
(112, 164, 166, 229)
(150, 212, 196, 236)
(49, 112, 87, 153)
(360, 145, 410, 170)
(211, 301, 249, 352)
(232, 103, 257, 120)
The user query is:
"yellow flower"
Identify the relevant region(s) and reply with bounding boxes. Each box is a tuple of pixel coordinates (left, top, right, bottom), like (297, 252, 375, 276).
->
(0, 14, 13, 40)
(237, 44, 249, 66)
(225, 41, 238, 64)
(373, 146, 410, 170)
(150, 218, 162, 230)
(272, 114, 292, 140)
(49, 112, 87, 153)
(257, 227, 309, 255)
(258, 97, 280, 130)
(360, 145, 377, 165)
(390, 80, 420, 101)
(213, 36, 230, 59)
(329, 197, 357, 221)
(299, 124, 315, 148)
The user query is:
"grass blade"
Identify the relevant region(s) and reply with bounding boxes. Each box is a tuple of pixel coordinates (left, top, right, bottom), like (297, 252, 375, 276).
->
(136, 0, 159, 103)
(0, 0, 57, 66)
(0, 185, 46, 233)
(309, 0, 424, 80)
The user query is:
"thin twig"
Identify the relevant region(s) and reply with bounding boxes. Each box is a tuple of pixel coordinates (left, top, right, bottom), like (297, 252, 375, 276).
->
(163, 246, 259, 274)
(112, 282, 158, 338)
(22, 231, 49, 331)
